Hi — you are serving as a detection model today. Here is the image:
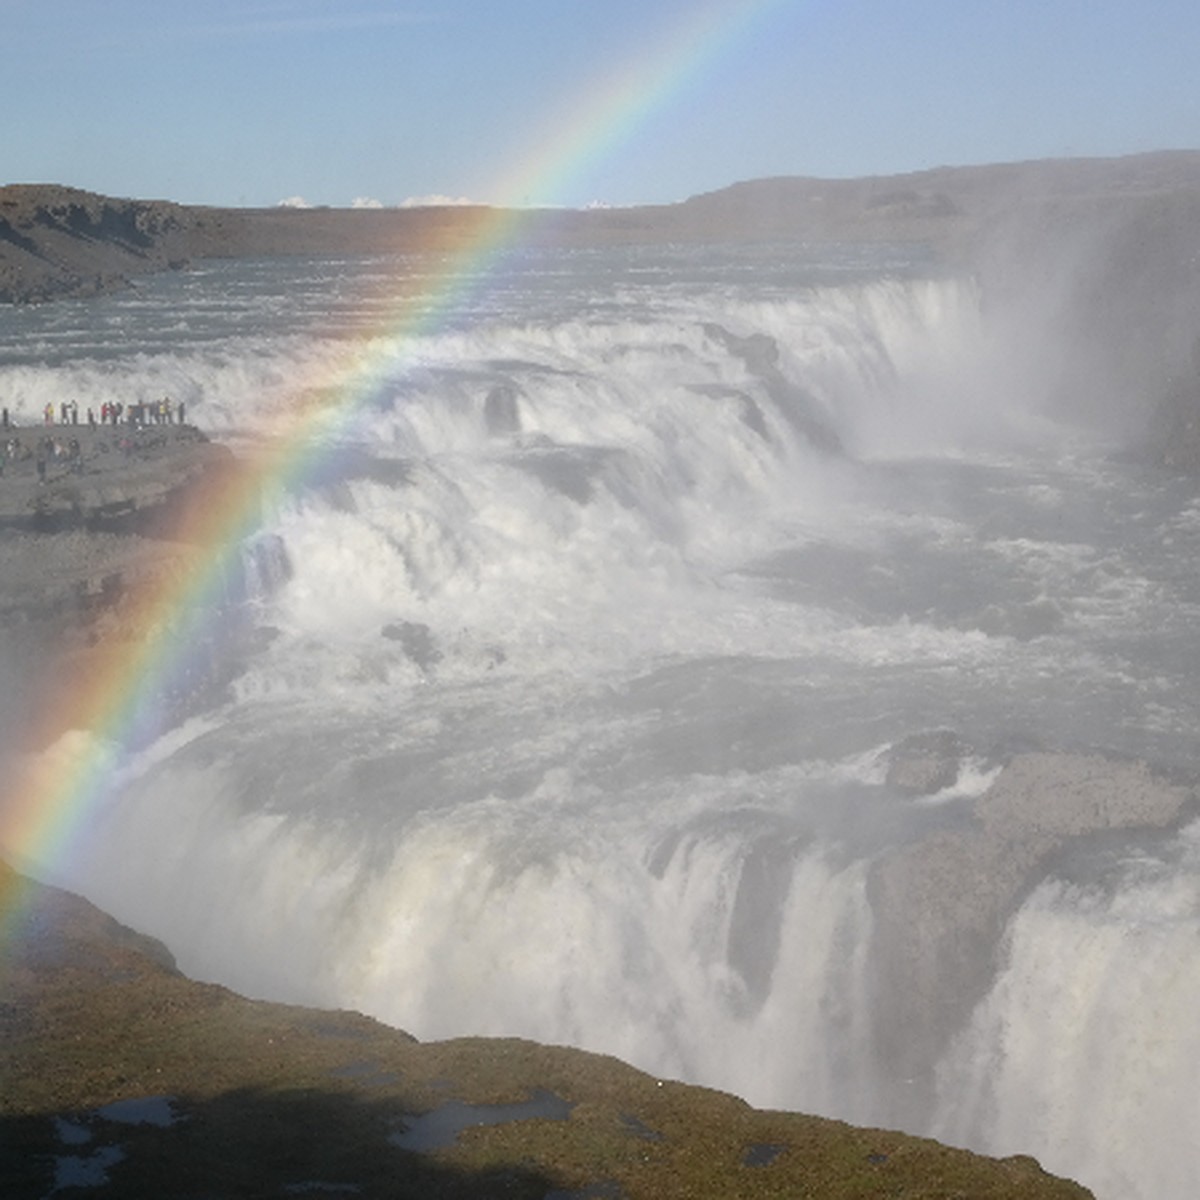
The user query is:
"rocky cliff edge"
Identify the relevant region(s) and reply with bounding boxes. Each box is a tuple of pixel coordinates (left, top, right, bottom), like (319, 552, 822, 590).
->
(0, 857, 1091, 1199)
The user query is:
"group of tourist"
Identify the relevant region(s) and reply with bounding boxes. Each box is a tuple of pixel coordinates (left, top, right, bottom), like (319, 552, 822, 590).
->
(0, 395, 189, 485)
(1, 432, 87, 481)
(28, 396, 187, 429)
(0, 397, 187, 432)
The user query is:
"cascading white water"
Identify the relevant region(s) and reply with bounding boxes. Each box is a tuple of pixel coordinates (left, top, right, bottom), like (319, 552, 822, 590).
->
(5, 243, 1199, 1200)
(933, 825, 1200, 1199)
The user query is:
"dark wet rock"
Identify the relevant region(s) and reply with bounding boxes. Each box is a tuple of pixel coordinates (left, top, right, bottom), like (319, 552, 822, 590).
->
(702, 323, 844, 455)
(513, 444, 621, 504)
(484, 384, 522, 436)
(689, 384, 772, 441)
(381, 620, 442, 671)
(884, 729, 969, 795)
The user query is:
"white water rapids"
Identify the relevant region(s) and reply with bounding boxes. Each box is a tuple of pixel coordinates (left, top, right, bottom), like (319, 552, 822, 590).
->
(3, 242, 1199, 1200)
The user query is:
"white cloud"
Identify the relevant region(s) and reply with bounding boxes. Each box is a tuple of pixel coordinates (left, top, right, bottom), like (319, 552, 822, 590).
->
(351, 196, 384, 209)
(399, 194, 478, 208)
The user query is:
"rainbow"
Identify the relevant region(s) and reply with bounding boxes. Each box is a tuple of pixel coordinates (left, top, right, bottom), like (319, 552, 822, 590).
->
(0, 0, 787, 946)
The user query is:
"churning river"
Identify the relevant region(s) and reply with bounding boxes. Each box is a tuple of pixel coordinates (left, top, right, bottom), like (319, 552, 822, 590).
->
(3, 241, 1198, 1200)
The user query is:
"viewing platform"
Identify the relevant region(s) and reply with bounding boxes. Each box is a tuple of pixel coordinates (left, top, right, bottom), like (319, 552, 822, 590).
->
(0, 418, 233, 535)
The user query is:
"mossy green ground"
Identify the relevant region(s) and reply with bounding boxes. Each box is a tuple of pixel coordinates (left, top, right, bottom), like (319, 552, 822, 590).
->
(0, 860, 1092, 1199)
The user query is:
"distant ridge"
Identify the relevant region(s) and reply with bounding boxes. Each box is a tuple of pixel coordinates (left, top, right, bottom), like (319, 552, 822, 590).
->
(0, 185, 501, 304)
(677, 150, 1200, 250)
(0, 185, 194, 303)
(687, 149, 1200, 205)
(5, 151, 1200, 303)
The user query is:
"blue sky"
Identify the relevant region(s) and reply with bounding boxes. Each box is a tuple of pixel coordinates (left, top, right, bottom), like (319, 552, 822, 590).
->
(4, 0, 1198, 209)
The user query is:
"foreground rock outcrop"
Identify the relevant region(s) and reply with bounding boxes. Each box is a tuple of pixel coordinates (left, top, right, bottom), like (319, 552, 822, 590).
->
(0, 858, 1091, 1199)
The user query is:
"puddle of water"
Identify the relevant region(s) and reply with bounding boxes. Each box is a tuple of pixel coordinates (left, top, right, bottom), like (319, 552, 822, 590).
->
(329, 1060, 401, 1088)
(53, 1117, 92, 1146)
(618, 1113, 662, 1141)
(742, 1143, 786, 1167)
(544, 1183, 626, 1200)
(391, 1088, 573, 1152)
(45, 1096, 182, 1194)
(95, 1095, 179, 1127)
(52, 1146, 125, 1191)
(281, 1184, 363, 1195)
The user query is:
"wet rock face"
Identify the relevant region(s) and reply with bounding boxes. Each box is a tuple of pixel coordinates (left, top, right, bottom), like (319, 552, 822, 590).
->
(975, 752, 1193, 837)
(0, 425, 239, 662)
(381, 620, 442, 672)
(866, 752, 1196, 1125)
(701, 322, 844, 455)
(1148, 335, 1200, 470)
(884, 729, 968, 795)
(0, 425, 251, 751)
(484, 384, 522, 436)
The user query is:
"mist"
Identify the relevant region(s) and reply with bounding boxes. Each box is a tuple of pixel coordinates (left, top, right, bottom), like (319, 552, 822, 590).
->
(3, 199, 1200, 1200)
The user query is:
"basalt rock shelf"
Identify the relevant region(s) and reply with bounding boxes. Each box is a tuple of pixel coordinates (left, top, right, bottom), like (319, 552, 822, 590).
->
(0, 421, 234, 535)
(0, 858, 1091, 1199)
(0, 422, 246, 751)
